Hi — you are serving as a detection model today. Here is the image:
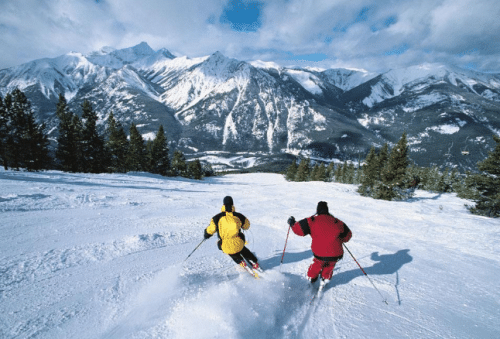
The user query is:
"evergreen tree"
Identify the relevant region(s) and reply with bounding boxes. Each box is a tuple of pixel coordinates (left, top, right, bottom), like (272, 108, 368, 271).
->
(383, 133, 409, 186)
(334, 162, 343, 182)
(358, 146, 378, 196)
(127, 123, 146, 171)
(340, 161, 349, 183)
(203, 162, 215, 177)
(423, 166, 441, 192)
(106, 112, 128, 173)
(346, 163, 355, 184)
(377, 133, 410, 200)
(0, 95, 6, 169)
(22, 107, 50, 170)
(314, 163, 327, 182)
(457, 171, 480, 200)
(377, 143, 389, 181)
(0, 93, 15, 169)
(311, 164, 320, 181)
(326, 162, 335, 181)
(285, 160, 298, 181)
(0, 89, 50, 170)
(354, 161, 362, 184)
(171, 150, 187, 176)
(149, 125, 170, 176)
(295, 158, 310, 182)
(4, 90, 24, 168)
(81, 100, 106, 173)
(469, 135, 500, 217)
(56, 94, 82, 172)
(188, 159, 203, 179)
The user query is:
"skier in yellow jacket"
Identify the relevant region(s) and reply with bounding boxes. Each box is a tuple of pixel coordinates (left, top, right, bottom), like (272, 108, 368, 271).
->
(204, 196, 261, 271)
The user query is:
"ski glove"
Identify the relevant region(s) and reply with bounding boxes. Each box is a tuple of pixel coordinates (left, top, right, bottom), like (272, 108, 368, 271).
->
(287, 216, 296, 227)
(204, 229, 213, 239)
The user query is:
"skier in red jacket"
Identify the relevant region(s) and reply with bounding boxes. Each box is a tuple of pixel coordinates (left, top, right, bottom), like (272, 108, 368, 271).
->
(288, 201, 352, 287)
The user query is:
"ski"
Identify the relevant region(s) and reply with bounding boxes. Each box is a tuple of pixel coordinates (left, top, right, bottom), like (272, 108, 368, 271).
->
(237, 262, 260, 279)
(309, 279, 329, 304)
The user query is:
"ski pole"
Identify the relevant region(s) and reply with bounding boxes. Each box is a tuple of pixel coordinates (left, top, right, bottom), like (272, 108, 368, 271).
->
(184, 239, 206, 262)
(279, 225, 292, 272)
(343, 244, 388, 305)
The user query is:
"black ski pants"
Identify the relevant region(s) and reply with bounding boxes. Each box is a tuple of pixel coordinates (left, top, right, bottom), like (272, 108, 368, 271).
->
(229, 246, 258, 265)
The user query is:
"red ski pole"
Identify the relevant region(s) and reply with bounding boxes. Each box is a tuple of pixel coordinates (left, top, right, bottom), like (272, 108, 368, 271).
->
(279, 225, 292, 272)
(343, 244, 388, 305)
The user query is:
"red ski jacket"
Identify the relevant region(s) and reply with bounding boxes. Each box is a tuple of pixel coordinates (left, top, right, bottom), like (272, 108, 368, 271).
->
(291, 214, 352, 261)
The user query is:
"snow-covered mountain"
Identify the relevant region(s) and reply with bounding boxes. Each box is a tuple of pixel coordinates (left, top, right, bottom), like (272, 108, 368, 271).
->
(1, 43, 500, 171)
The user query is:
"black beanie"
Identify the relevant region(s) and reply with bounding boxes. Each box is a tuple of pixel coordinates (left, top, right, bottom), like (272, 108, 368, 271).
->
(317, 201, 329, 215)
(223, 196, 233, 211)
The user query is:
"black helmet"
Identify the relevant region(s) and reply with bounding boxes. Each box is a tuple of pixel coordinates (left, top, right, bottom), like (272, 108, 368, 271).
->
(316, 201, 329, 215)
(223, 196, 234, 211)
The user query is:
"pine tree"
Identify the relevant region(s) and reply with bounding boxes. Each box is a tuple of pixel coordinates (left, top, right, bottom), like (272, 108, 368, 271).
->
(377, 133, 410, 200)
(4, 90, 25, 169)
(469, 135, 500, 217)
(106, 112, 128, 173)
(0, 95, 6, 169)
(188, 159, 203, 179)
(81, 100, 106, 173)
(171, 150, 187, 176)
(340, 161, 349, 183)
(149, 125, 170, 176)
(285, 160, 298, 181)
(295, 158, 310, 182)
(0, 89, 50, 170)
(358, 146, 378, 196)
(346, 163, 355, 184)
(315, 163, 327, 182)
(383, 133, 409, 186)
(22, 108, 50, 170)
(203, 162, 215, 177)
(354, 161, 362, 184)
(311, 164, 320, 181)
(377, 143, 389, 182)
(127, 123, 146, 172)
(56, 94, 83, 172)
(334, 162, 343, 182)
(326, 162, 335, 181)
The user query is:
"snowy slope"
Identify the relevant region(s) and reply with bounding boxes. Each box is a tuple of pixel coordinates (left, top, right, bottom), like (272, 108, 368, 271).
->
(1, 169, 499, 339)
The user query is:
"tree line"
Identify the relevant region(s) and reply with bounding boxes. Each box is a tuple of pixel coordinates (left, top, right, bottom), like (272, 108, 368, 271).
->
(0, 89, 212, 179)
(286, 132, 500, 218)
(2, 89, 498, 217)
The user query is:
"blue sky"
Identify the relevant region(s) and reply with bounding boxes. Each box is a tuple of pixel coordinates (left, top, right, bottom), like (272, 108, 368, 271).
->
(1, 0, 499, 73)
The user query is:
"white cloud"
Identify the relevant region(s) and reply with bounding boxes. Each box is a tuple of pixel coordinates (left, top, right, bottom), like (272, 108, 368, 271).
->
(0, 0, 499, 73)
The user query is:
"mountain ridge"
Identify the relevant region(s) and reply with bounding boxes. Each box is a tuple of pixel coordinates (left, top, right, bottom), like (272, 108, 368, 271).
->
(1, 42, 499, 171)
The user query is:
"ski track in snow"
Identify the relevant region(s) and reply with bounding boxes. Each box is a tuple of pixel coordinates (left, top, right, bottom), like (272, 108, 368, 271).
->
(0, 169, 499, 339)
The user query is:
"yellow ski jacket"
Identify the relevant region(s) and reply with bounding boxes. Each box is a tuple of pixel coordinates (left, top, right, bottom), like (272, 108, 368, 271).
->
(205, 205, 250, 255)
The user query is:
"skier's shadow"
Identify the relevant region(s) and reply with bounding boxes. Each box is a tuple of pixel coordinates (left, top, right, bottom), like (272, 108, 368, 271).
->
(335, 249, 412, 282)
(259, 249, 313, 269)
(325, 249, 413, 301)
(260, 249, 412, 278)
(262, 248, 413, 304)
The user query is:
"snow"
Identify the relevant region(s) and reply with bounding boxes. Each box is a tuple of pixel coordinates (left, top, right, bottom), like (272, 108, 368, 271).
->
(322, 68, 377, 92)
(1, 169, 499, 339)
(362, 63, 500, 108)
(402, 93, 448, 112)
(427, 124, 461, 134)
(285, 70, 323, 95)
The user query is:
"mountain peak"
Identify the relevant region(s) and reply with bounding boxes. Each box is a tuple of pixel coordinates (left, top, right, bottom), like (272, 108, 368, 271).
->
(129, 42, 155, 55)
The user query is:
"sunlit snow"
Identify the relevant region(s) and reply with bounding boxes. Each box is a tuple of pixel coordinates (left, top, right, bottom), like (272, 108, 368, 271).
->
(1, 169, 499, 339)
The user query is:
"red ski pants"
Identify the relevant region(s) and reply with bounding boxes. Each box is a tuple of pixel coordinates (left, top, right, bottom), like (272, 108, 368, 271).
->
(307, 258, 338, 280)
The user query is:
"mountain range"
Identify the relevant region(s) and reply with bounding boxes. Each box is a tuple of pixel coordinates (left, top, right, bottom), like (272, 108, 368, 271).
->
(1, 42, 500, 172)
